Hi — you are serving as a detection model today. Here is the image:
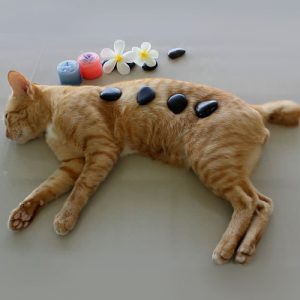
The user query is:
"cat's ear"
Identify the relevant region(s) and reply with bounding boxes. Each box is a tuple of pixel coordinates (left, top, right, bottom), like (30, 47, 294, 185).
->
(7, 71, 32, 97)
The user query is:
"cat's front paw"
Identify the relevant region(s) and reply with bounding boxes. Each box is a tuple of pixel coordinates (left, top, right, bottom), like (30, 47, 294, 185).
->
(8, 200, 39, 231)
(53, 209, 78, 236)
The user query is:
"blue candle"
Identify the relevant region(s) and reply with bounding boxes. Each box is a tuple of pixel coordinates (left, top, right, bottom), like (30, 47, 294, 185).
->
(57, 60, 82, 85)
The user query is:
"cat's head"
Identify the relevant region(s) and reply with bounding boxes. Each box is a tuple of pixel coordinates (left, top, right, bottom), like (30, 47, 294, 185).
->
(4, 71, 44, 144)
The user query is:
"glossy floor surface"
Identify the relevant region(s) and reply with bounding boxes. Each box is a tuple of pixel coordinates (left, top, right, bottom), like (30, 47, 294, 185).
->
(0, 1, 300, 299)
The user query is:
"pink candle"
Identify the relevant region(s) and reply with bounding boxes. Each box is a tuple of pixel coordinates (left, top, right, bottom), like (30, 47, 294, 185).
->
(77, 52, 103, 80)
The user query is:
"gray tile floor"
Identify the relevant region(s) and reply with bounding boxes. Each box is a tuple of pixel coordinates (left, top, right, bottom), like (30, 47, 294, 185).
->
(1, 1, 300, 299)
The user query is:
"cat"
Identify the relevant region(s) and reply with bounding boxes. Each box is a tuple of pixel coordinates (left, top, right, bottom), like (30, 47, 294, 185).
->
(4, 70, 300, 264)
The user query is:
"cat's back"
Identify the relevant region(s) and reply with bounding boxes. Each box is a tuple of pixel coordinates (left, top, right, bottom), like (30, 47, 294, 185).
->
(50, 78, 266, 162)
(103, 78, 266, 158)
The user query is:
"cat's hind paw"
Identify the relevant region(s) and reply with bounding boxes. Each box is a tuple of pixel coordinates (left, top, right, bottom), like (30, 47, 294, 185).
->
(235, 244, 256, 264)
(212, 251, 231, 265)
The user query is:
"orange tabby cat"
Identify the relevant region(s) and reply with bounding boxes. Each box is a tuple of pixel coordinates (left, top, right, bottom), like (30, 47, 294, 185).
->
(4, 71, 300, 264)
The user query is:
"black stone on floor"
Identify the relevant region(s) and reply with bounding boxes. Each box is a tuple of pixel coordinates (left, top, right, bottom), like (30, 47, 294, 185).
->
(142, 61, 158, 71)
(127, 62, 136, 69)
(168, 48, 186, 59)
(101, 61, 135, 71)
(102, 59, 108, 66)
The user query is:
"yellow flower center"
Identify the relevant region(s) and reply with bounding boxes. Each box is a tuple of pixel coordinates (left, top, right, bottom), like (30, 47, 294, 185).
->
(115, 54, 123, 63)
(139, 50, 149, 60)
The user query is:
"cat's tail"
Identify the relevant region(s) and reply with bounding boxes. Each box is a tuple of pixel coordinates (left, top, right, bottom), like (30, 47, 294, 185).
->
(252, 100, 300, 126)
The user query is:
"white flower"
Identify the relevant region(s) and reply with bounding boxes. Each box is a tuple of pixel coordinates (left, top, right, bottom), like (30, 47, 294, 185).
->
(100, 40, 136, 75)
(132, 42, 159, 67)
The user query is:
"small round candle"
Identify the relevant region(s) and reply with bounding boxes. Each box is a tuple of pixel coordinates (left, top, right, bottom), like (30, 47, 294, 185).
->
(77, 52, 103, 80)
(57, 60, 82, 85)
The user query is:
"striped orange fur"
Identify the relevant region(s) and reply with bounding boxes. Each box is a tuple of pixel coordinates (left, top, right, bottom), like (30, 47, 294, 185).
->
(4, 71, 300, 264)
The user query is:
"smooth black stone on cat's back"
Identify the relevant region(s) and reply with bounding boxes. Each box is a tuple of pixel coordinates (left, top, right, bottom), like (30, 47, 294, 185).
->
(168, 48, 186, 59)
(100, 87, 122, 101)
(137, 86, 156, 105)
(167, 94, 188, 114)
(195, 100, 218, 118)
(142, 61, 158, 71)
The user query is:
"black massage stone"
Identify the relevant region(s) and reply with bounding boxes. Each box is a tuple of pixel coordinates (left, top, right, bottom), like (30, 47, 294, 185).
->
(168, 48, 186, 59)
(127, 62, 136, 69)
(101, 61, 135, 71)
(195, 100, 218, 118)
(142, 61, 158, 71)
(100, 87, 122, 101)
(137, 86, 156, 105)
(167, 94, 188, 114)
(101, 60, 116, 72)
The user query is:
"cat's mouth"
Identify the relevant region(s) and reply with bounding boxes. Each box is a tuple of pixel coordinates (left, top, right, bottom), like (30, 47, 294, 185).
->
(15, 134, 31, 144)
(5, 129, 27, 144)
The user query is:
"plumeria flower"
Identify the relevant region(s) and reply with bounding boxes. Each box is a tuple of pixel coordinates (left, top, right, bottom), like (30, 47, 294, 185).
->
(101, 40, 136, 75)
(132, 42, 159, 67)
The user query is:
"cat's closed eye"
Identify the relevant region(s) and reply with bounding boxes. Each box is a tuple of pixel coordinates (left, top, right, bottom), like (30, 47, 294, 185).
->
(3, 113, 8, 124)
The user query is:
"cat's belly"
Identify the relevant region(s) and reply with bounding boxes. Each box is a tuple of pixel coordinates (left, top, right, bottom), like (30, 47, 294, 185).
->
(121, 140, 187, 167)
(46, 124, 83, 161)
(120, 145, 137, 157)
